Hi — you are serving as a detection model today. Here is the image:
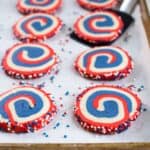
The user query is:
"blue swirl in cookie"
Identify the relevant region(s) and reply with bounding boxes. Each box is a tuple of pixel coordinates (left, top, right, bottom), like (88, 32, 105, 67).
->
(83, 14, 115, 34)
(24, 0, 55, 6)
(11, 45, 52, 68)
(0, 89, 44, 120)
(86, 90, 132, 118)
(21, 15, 53, 34)
(88, 0, 110, 3)
(83, 49, 123, 69)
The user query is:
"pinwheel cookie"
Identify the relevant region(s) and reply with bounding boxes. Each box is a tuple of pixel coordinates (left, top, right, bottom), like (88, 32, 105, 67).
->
(74, 46, 133, 80)
(13, 13, 62, 42)
(77, 0, 118, 10)
(17, 0, 62, 14)
(0, 86, 56, 133)
(2, 43, 58, 79)
(74, 11, 124, 44)
(74, 85, 141, 134)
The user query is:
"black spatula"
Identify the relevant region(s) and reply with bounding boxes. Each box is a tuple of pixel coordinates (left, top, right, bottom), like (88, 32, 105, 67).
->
(70, 0, 139, 47)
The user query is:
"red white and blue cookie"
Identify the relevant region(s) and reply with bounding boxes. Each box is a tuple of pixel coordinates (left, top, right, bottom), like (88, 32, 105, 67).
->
(77, 0, 118, 10)
(74, 85, 141, 134)
(74, 11, 124, 44)
(0, 86, 56, 133)
(13, 13, 62, 42)
(2, 43, 58, 79)
(74, 46, 133, 80)
(17, 0, 62, 14)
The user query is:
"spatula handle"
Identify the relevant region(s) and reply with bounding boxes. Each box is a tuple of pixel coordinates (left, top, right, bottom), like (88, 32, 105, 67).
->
(120, 0, 139, 14)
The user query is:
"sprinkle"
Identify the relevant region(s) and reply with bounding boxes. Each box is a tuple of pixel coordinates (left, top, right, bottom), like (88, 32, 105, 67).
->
(62, 112, 67, 117)
(65, 39, 69, 43)
(56, 122, 60, 127)
(65, 91, 69, 96)
(68, 27, 72, 31)
(60, 104, 64, 107)
(137, 88, 141, 92)
(63, 135, 67, 139)
(50, 76, 55, 83)
(142, 108, 147, 112)
(140, 85, 144, 89)
(52, 96, 55, 99)
(54, 70, 59, 75)
(37, 82, 45, 89)
(42, 132, 49, 138)
(19, 81, 26, 85)
(128, 85, 136, 90)
(137, 85, 144, 92)
(123, 33, 131, 42)
(66, 124, 70, 128)
(59, 97, 63, 100)
(72, 94, 76, 97)
(141, 105, 147, 112)
(53, 122, 60, 129)
(61, 48, 65, 52)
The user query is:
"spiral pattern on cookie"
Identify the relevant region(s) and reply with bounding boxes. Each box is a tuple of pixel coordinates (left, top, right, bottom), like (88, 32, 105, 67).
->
(74, 85, 141, 134)
(75, 46, 133, 80)
(2, 43, 57, 79)
(0, 86, 56, 133)
(17, 0, 62, 14)
(77, 0, 117, 10)
(13, 13, 62, 42)
(74, 11, 124, 43)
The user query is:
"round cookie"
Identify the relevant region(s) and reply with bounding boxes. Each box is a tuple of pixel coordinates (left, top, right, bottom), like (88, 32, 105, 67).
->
(77, 0, 117, 10)
(74, 11, 124, 44)
(74, 85, 141, 134)
(17, 0, 62, 14)
(0, 86, 56, 133)
(13, 13, 62, 42)
(2, 43, 58, 79)
(74, 46, 133, 80)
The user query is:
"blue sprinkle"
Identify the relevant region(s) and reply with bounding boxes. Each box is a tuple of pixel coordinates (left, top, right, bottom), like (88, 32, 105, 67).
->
(142, 108, 147, 112)
(137, 85, 145, 92)
(42, 132, 49, 138)
(56, 122, 60, 127)
(68, 27, 72, 32)
(62, 111, 67, 117)
(64, 135, 67, 139)
(45, 135, 48, 138)
(50, 76, 55, 82)
(65, 91, 69, 96)
(61, 48, 65, 51)
(52, 96, 55, 99)
(66, 125, 70, 128)
(53, 122, 60, 129)
(38, 82, 45, 88)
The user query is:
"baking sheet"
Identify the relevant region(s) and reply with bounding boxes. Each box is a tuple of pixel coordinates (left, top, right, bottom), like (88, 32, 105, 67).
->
(0, 0, 150, 144)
